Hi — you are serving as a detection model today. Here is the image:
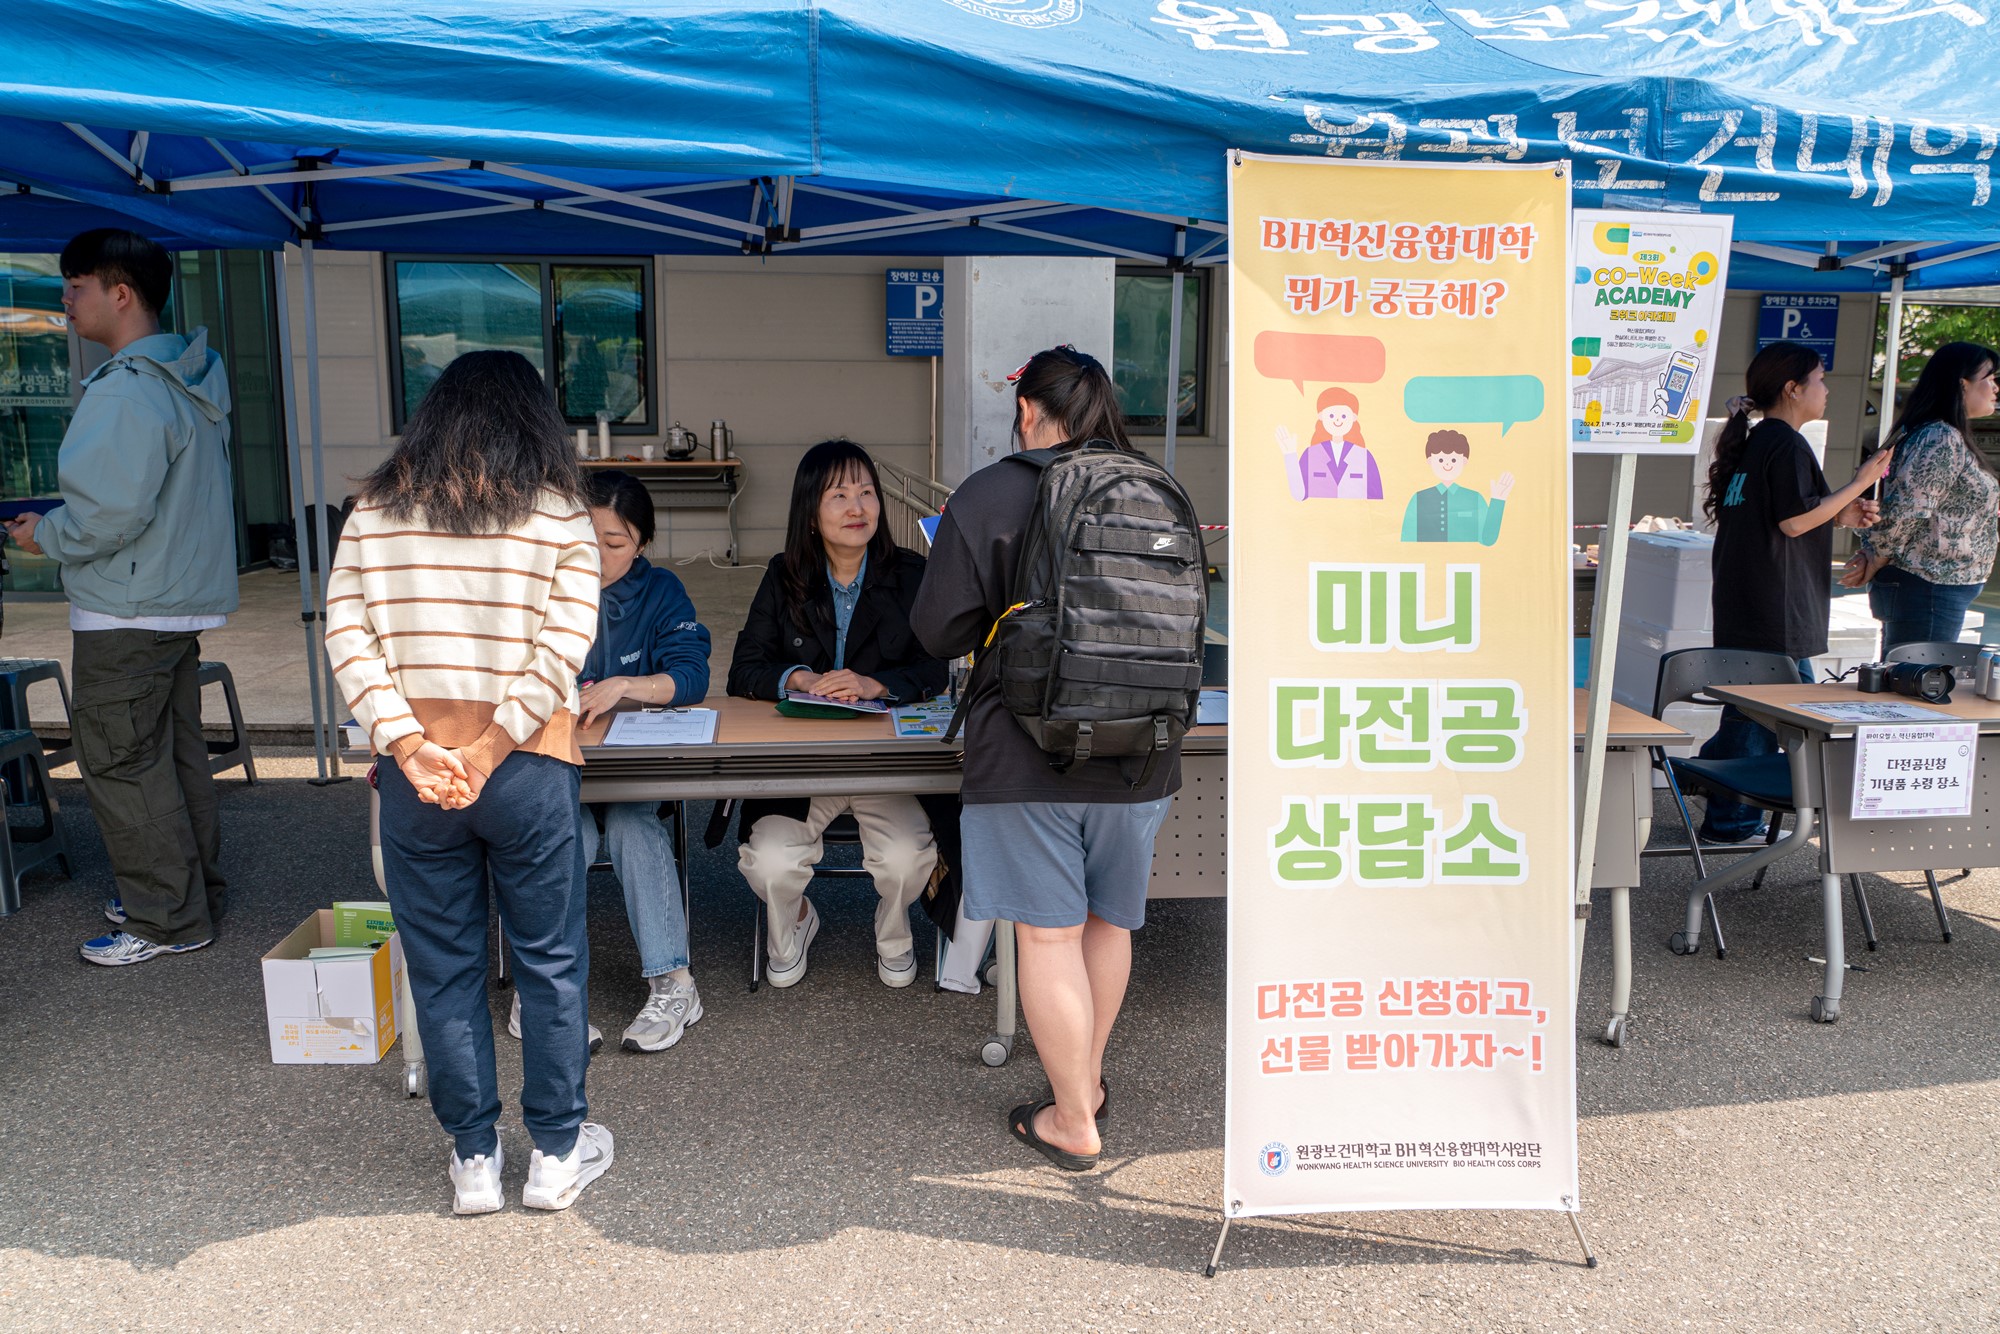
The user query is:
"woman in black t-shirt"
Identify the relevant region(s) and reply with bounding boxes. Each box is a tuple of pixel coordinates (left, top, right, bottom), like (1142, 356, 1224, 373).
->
(1695, 341, 1893, 842)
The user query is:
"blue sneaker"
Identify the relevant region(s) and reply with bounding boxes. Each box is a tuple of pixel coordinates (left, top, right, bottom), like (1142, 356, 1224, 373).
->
(104, 897, 126, 925)
(79, 930, 211, 967)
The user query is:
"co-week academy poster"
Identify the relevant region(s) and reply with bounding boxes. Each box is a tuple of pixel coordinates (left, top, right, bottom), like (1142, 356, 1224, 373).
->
(1569, 210, 1733, 454)
(1224, 154, 1579, 1218)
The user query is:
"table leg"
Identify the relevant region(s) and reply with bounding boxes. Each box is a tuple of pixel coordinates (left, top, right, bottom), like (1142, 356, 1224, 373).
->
(1673, 803, 1815, 957)
(1812, 871, 1845, 1023)
(980, 920, 1017, 1067)
(1603, 886, 1631, 1047)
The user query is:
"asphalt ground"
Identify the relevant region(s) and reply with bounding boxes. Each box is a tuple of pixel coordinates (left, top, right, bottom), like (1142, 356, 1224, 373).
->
(1, 753, 1995, 1331)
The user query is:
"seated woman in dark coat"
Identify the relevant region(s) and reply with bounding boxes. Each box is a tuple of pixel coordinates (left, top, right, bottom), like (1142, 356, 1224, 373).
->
(727, 439, 947, 989)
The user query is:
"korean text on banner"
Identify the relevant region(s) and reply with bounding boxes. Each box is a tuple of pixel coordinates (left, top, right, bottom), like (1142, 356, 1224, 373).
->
(1225, 155, 1579, 1219)
(1569, 211, 1733, 455)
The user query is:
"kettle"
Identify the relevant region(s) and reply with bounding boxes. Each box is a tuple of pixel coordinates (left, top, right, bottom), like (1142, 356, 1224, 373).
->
(663, 422, 699, 460)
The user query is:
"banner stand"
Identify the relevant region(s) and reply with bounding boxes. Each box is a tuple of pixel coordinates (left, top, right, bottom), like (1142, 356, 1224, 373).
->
(1205, 1198, 1598, 1277)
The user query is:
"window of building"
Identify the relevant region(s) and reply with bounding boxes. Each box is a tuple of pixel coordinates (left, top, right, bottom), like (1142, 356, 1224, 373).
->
(386, 256, 654, 433)
(1113, 266, 1209, 435)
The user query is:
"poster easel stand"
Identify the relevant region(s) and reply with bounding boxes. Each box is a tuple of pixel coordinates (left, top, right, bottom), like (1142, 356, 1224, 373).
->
(1205, 450, 1631, 1281)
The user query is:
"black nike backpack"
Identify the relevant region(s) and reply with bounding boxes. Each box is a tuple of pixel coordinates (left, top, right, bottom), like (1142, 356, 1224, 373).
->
(947, 441, 1207, 786)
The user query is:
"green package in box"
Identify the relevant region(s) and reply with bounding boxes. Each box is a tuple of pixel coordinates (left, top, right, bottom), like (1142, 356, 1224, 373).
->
(333, 900, 395, 946)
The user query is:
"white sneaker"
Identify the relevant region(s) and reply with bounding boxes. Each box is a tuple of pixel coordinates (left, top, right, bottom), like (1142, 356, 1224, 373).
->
(766, 901, 820, 989)
(450, 1141, 505, 1215)
(877, 949, 918, 988)
(522, 1122, 613, 1211)
(622, 975, 702, 1053)
(507, 990, 604, 1052)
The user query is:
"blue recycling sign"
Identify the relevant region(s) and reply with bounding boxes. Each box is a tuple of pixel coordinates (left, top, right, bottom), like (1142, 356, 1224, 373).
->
(1756, 294, 1840, 372)
(886, 269, 944, 357)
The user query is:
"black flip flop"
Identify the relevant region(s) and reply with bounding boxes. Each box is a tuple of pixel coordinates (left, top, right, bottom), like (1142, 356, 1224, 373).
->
(1040, 1080, 1110, 1124)
(1007, 1100, 1099, 1172)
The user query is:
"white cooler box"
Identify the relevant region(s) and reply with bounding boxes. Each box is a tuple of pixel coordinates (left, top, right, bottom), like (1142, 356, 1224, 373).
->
(1621, 531, 1714, 635)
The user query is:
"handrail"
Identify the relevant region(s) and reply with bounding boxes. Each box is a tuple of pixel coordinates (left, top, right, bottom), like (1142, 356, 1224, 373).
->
(875, 459, 951, 551)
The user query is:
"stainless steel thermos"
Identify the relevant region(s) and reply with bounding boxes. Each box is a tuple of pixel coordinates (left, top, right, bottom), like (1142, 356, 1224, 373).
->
(709, 419, 732, 460)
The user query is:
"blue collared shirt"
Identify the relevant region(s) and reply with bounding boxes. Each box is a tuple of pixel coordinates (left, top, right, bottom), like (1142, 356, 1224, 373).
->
(827, 552, 868, 669)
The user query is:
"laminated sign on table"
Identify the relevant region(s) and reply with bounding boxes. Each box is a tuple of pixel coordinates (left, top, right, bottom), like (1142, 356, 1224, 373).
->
(1851, 722, 1977, 820)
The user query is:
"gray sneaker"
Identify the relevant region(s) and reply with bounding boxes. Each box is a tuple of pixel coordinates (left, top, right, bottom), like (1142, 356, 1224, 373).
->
(507, 990, 604, 1053)
(766, 900, 820, 989)
(622, 975, 703, 1053)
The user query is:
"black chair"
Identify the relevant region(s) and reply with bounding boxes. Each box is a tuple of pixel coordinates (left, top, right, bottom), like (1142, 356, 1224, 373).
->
(1645, 647, 1811, 959)
(197, 661, 257, 784)
(0, 728, 72, 914)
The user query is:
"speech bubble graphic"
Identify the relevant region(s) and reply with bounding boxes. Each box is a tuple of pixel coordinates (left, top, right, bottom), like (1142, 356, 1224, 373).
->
(1253, 331, 1387, 393)
(1404, 375, 1546, 436)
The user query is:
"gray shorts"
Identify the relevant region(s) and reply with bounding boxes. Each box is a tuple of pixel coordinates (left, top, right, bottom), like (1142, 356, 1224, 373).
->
(960, 798, 1172, 931)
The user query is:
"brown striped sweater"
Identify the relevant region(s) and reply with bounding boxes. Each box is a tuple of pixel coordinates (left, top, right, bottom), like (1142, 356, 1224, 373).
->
(324, 493, 601, 775)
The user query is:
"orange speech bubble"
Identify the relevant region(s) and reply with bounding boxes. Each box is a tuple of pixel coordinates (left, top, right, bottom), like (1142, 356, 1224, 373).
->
(1253, 332, 1387, 393)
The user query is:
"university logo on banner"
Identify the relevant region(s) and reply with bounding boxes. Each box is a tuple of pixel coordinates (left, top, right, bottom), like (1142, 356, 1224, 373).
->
(1224, 154, 1579, 1220)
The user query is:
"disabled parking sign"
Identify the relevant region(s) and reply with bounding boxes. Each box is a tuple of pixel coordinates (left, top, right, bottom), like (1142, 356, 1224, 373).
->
(1757, 294, 1839, 371)
(886, 269, 944, 357)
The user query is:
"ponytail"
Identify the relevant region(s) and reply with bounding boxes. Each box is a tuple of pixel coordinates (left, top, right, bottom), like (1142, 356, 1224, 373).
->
(1703, 341, 1823, 521)
(1010, 345, 1132, 451)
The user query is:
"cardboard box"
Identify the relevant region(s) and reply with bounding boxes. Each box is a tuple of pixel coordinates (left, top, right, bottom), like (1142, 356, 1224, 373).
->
(261, 910, 404, 1064)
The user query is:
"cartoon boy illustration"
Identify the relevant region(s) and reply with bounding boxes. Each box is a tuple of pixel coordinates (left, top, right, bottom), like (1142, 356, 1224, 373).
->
(1399, 430, 1513, 546)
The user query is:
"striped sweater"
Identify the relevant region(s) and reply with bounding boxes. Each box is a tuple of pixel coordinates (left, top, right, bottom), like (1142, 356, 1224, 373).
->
(325, 493, 601, 775)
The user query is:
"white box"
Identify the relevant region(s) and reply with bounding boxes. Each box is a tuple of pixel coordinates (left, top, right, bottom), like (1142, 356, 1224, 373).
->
(261, 910, 404, 1064)
(1621, 531, 1714, 633)
(1611, 614, 1711, 715)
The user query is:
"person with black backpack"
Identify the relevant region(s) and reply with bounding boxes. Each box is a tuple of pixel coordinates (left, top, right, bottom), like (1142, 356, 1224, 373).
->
(912, 346, 1206, 1173)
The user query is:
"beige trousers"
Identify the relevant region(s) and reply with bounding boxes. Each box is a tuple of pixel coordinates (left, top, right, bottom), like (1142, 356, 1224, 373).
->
(738, 794, 937, 962)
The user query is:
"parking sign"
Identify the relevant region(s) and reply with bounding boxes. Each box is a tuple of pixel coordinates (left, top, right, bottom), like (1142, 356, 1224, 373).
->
(886, 269, 944, 357)
(1757, 294, 1839, 371)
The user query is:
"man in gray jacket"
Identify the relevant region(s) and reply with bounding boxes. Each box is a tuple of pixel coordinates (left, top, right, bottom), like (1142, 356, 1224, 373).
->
(4, 229, 238, 966)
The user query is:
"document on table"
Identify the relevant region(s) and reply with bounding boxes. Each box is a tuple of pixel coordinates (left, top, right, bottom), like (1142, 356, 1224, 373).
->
(891, 699, 958, 739)
(1851, 722, 1977, 819)
(602, 708, 718, 746)
(1799, 701, 1952, 723)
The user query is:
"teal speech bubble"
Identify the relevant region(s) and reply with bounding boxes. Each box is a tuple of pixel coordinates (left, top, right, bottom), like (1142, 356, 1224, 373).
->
(1403, 375, 1545, 436)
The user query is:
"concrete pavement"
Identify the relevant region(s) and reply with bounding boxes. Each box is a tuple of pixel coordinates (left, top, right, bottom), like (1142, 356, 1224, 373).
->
(0, 754, 1995, 1330)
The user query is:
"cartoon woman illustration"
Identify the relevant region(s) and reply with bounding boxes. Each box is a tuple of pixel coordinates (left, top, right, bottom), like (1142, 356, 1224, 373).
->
(1275, 387, 1382, 501)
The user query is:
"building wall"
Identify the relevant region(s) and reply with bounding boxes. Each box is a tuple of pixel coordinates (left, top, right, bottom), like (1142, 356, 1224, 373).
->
(284, 252, 1854, 570)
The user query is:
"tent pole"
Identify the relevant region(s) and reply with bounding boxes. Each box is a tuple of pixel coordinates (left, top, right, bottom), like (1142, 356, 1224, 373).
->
(1163, 227, 1187, 475)
(1575, 452, 1636, 1004)
(1877, 271, 1906, 449)
(272, 248, 331, 781)
(301, 239, 347, 781)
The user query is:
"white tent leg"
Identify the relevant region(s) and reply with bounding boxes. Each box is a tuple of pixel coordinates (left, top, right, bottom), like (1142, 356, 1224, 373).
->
(1877, 271, 1906, 449)
(301, 240, 345, 778)
(1575, 452, 1636, 998)
(272, 250, 331, 781)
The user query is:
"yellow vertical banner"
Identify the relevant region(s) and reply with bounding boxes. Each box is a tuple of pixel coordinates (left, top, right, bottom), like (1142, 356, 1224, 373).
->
(1224, 155, 1578, 1218)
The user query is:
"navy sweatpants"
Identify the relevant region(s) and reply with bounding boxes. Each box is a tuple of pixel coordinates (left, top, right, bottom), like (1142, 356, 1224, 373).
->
(378, 751, 590, 1159)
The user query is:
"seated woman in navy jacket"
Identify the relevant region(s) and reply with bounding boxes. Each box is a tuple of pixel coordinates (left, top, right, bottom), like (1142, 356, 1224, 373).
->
(727, 440, 947, 990)
(509, 471, 712, 1056)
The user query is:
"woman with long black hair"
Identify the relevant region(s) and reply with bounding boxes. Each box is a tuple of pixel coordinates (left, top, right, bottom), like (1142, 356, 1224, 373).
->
(727, 439, 946, 989)
(1843, 341, 2000, 651)
(1696, 340, 1891, 842)
(326, 350, 612, 1215)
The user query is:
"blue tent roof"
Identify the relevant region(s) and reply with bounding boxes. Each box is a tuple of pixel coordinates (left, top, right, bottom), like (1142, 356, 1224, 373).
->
(3, 1, 1998, 288)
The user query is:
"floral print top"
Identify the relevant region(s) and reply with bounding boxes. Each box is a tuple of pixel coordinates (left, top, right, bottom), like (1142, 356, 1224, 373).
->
(1862, 421, 2000, 586)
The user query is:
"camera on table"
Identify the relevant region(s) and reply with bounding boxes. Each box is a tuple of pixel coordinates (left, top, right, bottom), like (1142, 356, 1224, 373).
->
(1855, 661, 1954, 703)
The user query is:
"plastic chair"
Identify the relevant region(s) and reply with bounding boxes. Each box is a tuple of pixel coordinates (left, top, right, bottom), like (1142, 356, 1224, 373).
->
(0, 728, 72, 914)
(1645, 647, 1810, 959)
(197, 661, 257, 784)
(0, 658, 74, 809)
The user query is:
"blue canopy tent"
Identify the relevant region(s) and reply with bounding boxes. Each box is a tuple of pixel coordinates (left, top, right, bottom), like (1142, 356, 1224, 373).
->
(3, 0, 1999, 767)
